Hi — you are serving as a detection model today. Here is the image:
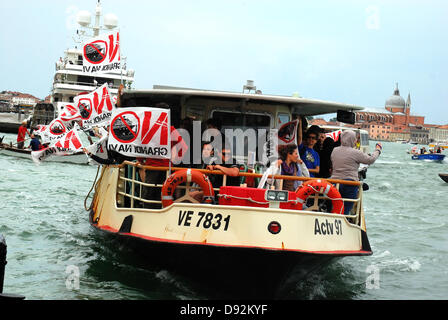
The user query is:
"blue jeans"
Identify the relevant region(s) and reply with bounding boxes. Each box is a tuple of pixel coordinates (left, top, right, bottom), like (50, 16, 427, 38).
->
(339, 180, 359, 215)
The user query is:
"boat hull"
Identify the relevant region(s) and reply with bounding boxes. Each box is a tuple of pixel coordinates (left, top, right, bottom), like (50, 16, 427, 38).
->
(0, 143, 89, 165)
(90, 215, 354, 297)
(88, 166, 372, 296)
(411, 154, 445, 161)
(439, 174, 448, 183)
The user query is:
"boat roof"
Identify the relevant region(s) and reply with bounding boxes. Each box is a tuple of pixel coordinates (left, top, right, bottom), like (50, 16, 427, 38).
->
(120, 87, 364, 116)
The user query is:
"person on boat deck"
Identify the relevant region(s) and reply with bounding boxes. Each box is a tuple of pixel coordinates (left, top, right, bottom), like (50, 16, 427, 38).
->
(190, 143, 240, 203)
(28, 133, 42, 151)
(330, 130, 382, 215)
(17, 121, 30, 149)
(197, 141, 217, 169)
(136, 125, 188, 209)
(318, 137, 335, 178)
(206, 145, 240, 187)
(298, 130, 320, 177)
(277, 144, 309, 191)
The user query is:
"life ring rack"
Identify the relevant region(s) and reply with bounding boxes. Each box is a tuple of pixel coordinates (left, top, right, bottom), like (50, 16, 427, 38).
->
(295, 179, 344, 214)
(161, 168, 215, 207)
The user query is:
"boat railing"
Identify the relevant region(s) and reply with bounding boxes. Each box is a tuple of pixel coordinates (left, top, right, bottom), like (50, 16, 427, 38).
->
(53, 79, 121, 90)
(113, 161, 363, 224)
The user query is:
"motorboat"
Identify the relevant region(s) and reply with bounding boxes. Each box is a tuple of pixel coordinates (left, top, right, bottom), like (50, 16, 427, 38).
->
(411, 153, 445, 162)
(86, 86, 373, 296)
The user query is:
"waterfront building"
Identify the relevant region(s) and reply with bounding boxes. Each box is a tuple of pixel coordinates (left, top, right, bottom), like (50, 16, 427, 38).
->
(354, 83, 425, 141)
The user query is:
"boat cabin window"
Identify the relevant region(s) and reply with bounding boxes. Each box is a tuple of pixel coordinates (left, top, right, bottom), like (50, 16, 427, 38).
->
(211, 110, 271, 161)
(185, 105, 205, 122)
(360, 132, 369, 146)
(277, 113, 290, 125)
(212, 111, 271, 130)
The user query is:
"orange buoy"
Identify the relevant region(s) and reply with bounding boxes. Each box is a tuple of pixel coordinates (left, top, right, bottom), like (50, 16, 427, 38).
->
(295, 179, 344, 214)
(161, 169, 215, 207)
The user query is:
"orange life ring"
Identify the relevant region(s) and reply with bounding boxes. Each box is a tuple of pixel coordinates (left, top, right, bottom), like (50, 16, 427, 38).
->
(161, 169, 215, 207)
(295, 179, 344, 214)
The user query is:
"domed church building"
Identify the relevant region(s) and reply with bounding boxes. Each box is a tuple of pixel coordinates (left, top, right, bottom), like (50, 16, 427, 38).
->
(355, 83, 426, 142)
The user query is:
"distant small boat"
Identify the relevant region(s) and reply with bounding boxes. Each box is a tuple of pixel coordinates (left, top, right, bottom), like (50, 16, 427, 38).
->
(439, 174, 448, 183)
(0, 142, 88, 165)
(429, 143, 448, 150)
(411, 153, 446, 162)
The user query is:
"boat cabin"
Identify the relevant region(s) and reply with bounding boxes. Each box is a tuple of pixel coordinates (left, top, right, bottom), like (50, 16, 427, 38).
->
(107, 87, 366, 220)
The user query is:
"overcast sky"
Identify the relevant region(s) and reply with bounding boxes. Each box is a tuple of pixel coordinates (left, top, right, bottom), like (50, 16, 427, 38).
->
(1, 0, 447, 124)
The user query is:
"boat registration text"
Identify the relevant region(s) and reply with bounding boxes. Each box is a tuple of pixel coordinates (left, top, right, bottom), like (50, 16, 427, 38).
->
(314, 218, 343, 235)
(178, 210, 231, 231)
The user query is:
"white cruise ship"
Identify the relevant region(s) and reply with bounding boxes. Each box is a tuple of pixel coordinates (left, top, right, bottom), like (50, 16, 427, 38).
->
(51, 1, 135, 117)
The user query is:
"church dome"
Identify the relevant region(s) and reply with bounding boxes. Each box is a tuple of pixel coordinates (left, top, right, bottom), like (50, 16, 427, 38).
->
(385, 83, 405, 108)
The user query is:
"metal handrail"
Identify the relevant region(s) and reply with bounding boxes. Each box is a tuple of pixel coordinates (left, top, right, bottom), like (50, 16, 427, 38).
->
(53, 79, 120, 89)
(115, 161, 363, 222)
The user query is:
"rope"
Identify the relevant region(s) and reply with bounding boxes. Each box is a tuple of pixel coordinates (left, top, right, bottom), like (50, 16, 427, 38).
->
(84, 165, 102, 211)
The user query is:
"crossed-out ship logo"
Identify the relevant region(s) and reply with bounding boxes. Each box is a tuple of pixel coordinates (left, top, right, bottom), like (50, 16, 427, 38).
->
(49, 120, 66, 135)
(84, 40, 107, 64)
(111, 112, 140, 143)
(78, 99, 92, 120)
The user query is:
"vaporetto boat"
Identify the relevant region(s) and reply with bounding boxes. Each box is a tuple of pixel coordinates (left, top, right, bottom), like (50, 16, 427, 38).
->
(86, 86, 372, 295)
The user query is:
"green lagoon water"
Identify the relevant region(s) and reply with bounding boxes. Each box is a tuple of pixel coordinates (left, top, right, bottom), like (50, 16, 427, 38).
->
(1, 133, 447, 300)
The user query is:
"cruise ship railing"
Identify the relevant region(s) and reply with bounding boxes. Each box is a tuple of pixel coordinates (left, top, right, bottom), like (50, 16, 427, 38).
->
(114, 161, 363, 224)
(53, 79, 121, 90)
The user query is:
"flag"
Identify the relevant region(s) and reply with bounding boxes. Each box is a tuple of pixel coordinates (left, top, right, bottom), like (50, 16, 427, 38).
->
(31, 125, 84, 164)
(277, 120, 298, 145)
(325, 130, 342, 142)
(85, 127, 109, 166)
(107, 107, 171, 159)
(74, 83, 115, 129)
(82, 32, 120, 74)
(37, 117, 78, 144)
(59, 102, 81, 122)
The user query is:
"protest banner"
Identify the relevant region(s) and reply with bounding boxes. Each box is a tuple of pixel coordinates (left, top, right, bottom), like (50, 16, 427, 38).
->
(74, 83, 115, 129)
(107, 107, 171, 159)
(82, 31, 120, 74)
(31, 125, 84, 164)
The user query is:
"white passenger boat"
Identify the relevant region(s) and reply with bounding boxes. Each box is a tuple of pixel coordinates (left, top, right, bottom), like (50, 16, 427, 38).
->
(86, 87, 373, 296)
(50, 0, 135, 118)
